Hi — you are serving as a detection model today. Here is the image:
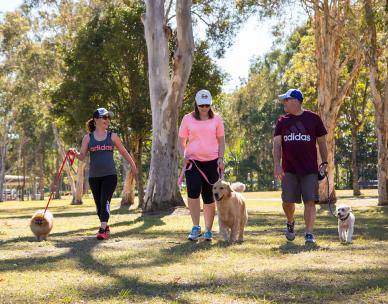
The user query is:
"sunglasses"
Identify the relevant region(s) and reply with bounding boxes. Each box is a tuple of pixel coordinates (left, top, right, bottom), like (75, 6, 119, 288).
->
(198, 104, 210, 108)
(99, 115, 111, 120)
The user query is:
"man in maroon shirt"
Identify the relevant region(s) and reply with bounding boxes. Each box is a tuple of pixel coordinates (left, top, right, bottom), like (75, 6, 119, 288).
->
(273, 89, 328, 244)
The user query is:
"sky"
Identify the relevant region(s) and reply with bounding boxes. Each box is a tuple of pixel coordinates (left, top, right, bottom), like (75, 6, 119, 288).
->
(0, 1, 307, 92)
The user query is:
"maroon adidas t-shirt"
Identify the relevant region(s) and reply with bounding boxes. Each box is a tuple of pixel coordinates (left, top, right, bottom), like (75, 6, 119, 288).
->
(274, 110, 327, 175)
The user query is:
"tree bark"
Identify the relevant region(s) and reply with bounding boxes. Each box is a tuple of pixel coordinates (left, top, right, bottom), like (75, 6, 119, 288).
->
(38, 143, 45, 200)
(121, 161, 135, 207)
(313, 0, 364, 202)
(72, 159, 85, 205)
(350, 127, 361, 196)
(135, 136, 144, 208)
(364, 0, 388, 205)
(0, 116, 8, 202)
(142, 0, 194, 211)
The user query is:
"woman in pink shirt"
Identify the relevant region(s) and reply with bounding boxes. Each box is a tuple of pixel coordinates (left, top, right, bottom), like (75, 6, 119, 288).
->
(178, 89, 225, 241)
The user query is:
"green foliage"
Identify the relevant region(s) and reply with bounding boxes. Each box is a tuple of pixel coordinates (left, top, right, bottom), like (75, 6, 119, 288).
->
(52, 3, 150, 145)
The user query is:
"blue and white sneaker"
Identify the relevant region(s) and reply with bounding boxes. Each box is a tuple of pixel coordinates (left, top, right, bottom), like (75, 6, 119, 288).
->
(304, 233, 316, 244)
(203, 230, 213, 241)
(188, 226, 201, 241)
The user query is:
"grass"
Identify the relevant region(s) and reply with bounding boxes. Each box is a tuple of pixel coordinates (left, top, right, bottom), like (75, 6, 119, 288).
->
(0, 189, 387, 304)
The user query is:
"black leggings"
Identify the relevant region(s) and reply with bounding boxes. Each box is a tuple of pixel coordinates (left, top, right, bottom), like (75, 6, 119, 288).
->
(89, 174, 117, 223)
(185, 159, 219, 204)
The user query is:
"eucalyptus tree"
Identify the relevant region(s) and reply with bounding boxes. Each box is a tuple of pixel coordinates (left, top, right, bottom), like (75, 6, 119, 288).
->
(363, 0, 388, 205)
(142, 0, 242, 211)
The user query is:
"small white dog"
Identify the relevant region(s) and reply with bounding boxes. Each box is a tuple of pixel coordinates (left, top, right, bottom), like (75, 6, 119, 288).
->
(336, 204, 355, 243)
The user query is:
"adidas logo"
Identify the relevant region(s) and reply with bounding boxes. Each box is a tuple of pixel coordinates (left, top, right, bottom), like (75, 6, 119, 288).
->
(283, 133, 311, 142)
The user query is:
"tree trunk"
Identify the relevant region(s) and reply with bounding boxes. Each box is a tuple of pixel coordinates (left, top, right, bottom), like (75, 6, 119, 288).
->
(120, 133, 138, 208)
(364, 0, 388, 205)
(0, 116, 8, 202)
(83, 154, 89, 194)
(142, 0, 194, 211)
(136, 137, 144, 208)
(313, 0, 364, 202)
(72, 159, 85, 205)
(54, 153, 61, 199)
(38, 144, 45, 200)
(351, 127, 361, 196)
(121, 162, 135, 208)
(52, 123, 76, 200)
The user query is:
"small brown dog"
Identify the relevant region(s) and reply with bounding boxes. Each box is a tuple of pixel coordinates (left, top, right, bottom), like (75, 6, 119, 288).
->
(213, 181, 248, 243)
(30, 209, 54, 241)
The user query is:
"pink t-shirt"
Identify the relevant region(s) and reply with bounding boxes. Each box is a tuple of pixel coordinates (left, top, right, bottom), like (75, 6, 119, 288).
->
(178, 113, 225, 161)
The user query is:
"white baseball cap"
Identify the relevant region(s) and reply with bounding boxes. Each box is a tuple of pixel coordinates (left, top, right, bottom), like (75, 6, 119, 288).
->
(195, 89, 212, 106)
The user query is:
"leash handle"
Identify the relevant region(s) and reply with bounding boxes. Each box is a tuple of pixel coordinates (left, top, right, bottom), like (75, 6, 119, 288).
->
(43, 150, 75, 216)
(178, 161, 192, 189)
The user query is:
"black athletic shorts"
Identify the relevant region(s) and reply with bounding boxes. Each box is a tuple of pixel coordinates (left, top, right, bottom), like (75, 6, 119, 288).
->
(185, 159, 220, 204)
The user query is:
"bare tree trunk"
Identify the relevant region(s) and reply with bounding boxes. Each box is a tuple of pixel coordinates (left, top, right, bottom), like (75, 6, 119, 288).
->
(0, 116, 8, 202)
(364, 0, 388, 205)
(52, 123, 76, 200)
(313, 0, 364, 202)
(72, 159, 85, 205)
(142, 0, 194, 211)
(22, 154, 26, 201)
(120, 134, 137, 208)
(351, 127, 361, 196)
(136, 137, 145, 208)
(38, 144, 45, 200)
(83, 154, 89, 194)
(121, 162, 135, 208)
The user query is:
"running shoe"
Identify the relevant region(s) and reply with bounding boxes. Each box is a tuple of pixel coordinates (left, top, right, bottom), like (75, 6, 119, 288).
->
(285, 221, 295, 241)
(203, 230, 213, 241)
(188, 225, 201, 241)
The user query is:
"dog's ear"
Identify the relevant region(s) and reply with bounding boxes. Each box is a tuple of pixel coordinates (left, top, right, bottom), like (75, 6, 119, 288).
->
(226, 183, 232, 198)
(348, 206, 352, 212)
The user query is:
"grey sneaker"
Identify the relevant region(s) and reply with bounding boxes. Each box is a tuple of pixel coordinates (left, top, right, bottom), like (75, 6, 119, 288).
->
(203, 230, 213, 241)
(188, 226, 201, 241)
(285, 221, 295, 241)
(304, 233, 316, 244)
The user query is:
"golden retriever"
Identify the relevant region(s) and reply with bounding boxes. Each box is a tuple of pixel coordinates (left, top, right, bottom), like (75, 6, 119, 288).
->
(30, 209, 54, 241)
(213, 181, 248, 243)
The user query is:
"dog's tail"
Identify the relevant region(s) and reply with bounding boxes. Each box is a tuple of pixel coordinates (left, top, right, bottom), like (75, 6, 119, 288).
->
(231, 182, 246, 192)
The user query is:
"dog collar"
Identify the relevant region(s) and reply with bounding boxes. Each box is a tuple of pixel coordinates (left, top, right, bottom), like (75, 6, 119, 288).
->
(339, 214, 350, 221)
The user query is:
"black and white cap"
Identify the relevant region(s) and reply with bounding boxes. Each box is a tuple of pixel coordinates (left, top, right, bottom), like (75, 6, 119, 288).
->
(93, 107, 113, 118)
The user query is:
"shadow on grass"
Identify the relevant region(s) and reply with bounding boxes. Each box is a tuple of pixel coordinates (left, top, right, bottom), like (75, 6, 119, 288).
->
(1, 204, 388, 303)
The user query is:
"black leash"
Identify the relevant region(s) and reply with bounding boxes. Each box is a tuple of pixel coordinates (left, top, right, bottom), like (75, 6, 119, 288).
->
(326, 174, 337, 217)
(318, 162, 336, 218)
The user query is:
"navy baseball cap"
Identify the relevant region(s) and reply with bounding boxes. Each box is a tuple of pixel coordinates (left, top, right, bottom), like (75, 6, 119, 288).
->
(278, 89, 304, 102)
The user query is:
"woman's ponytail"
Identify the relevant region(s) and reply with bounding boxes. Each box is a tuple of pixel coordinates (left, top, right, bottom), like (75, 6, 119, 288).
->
(86, 119, 96, 132)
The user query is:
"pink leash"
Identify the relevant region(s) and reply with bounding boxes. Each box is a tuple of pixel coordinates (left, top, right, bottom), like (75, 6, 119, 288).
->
(178, 159, 224, 189)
